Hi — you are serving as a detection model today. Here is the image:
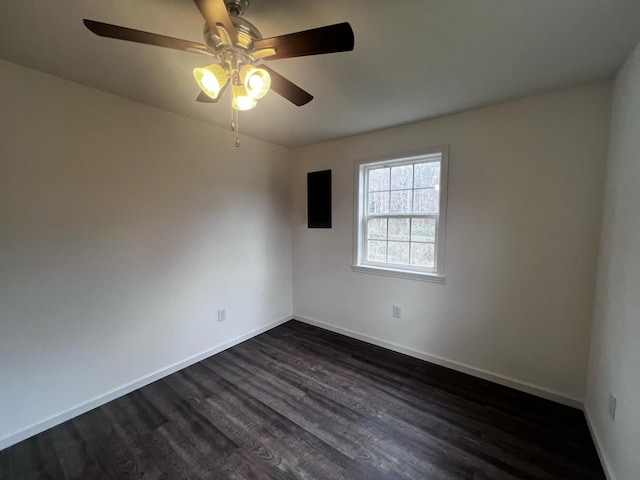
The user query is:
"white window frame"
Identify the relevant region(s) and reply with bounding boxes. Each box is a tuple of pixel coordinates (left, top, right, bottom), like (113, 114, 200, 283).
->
(352, 146, 449, 283)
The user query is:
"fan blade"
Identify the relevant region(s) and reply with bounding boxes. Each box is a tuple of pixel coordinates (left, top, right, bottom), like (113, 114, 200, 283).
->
(261, 66, 313, 106)
(253, 22, 354, 60)
(83, 19, 211, 55)
(196, 83, 228, 103)
(193, 0, 238, 44)
(197, 90, 217, 103)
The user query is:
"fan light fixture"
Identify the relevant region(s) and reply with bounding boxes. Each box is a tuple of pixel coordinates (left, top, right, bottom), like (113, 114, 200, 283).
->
(192, 52, 272, 145)
(231, 83, 257, 110)
(193, 63, 270, 107)
(193, 64, 228, 100)
(240, 64, 271, 99)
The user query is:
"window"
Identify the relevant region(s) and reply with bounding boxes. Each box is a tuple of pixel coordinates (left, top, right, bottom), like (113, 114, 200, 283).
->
(352, 146, 449, 282)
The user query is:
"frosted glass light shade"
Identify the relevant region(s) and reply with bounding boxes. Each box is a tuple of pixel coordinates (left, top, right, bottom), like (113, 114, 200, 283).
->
(193, 64, 228, 99)
(231, 84, 257, 110)
(239, 65, 271, 99)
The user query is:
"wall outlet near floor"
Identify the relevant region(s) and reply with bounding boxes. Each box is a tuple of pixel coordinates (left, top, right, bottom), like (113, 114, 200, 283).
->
(608, 392, 617, 420)
(392, 305, 402, 319)
(217, 308, 227, 322)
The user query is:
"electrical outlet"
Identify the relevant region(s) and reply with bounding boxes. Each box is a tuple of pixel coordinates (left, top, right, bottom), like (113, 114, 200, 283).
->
(608, 392, 617, 420)
(392, 305, 401, 319)
(217, 309, 226, 322)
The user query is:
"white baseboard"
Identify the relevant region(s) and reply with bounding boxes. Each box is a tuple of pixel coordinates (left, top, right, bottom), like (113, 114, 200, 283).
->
(293, 314, 583, 409)
(584, 404, 616, 480)
(0, 315, 291, 451)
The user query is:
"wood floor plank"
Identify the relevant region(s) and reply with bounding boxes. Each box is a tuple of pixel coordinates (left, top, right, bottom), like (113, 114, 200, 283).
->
(0, 320, 605, 479)
(189, 364, 399, 480)
(248, 333, 496, 476)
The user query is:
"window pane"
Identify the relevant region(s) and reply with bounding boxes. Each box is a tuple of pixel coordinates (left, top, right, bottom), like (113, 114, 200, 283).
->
(390, 165, 413, 190)
(390, 190, 411, 213)
(367, 240, 387, 262)
(388, 218, 410, 241)
(358, 151, 447, 276)
(368, 167, 389, 192)
(413, 188, 439, 214)
(411, 242, 435, 268)
(414, 161, 440, 188)
(388, 241, 410, 264)
(411, 218, 436, 242)
(368, 191, 389, 214)
(367, 218, 387, 240)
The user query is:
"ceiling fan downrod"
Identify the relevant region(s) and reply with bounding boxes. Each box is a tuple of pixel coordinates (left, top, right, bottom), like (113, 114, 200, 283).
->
(225, 0, 249, 17)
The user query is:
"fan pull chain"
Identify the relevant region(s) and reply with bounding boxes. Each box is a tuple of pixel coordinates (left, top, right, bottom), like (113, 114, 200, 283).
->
(231, 106, 240, 148)
(230, 100, 235, 132)
(235, 110, 241, 148)
(229, 102, 241, 147)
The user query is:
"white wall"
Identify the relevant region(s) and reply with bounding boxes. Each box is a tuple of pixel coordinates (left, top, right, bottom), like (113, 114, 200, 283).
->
(0, 60, 293, 447)
(585, 41, 640, 480)
(291, 82, 611, 405)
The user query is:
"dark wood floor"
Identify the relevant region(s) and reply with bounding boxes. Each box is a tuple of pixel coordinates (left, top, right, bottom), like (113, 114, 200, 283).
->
(1, 320, 604, 479)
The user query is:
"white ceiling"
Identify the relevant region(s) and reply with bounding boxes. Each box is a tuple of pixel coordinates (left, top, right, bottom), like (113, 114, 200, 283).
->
(1, 0, 640, 148)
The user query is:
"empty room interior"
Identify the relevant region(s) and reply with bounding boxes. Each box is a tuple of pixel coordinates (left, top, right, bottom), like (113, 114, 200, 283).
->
(1, 0, 639, 478)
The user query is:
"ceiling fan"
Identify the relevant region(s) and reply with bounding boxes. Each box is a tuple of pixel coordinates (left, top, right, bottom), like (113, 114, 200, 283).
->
(83, 0, 354, 145)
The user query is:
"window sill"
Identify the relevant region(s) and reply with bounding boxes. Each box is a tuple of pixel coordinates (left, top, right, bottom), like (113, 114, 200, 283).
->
(351, 265, 446, 284)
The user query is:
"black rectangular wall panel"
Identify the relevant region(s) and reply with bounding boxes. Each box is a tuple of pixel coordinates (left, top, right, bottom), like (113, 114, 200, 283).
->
(307, 170, 332, 228)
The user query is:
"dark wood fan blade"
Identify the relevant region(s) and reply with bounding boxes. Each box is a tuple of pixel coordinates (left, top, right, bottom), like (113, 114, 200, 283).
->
(193, 0, 238, 44)
(83, 19, 210, 55)
(253, 22, 354, 60)
(196, 82, 228, 103)
(197, 90, 217, 103)
(261, 65, 313, 106)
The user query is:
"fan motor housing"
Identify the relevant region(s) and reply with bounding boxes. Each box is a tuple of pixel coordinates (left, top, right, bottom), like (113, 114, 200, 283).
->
(203, 15, 262, 51)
